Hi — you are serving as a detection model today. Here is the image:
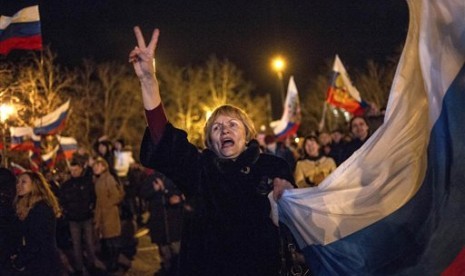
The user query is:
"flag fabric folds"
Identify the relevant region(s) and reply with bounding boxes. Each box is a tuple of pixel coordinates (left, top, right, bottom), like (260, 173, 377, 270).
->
(270, 76, 301, 141)
(0, 1, 42, 55)
(325, 55, 367, 115)
(276, 0, 465, 274)
(33, 100, 70, 136)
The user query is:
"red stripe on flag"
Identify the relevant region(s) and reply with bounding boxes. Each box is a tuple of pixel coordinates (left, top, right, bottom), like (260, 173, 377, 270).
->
(442, 247, 465, 276)
(0, 35, 42, 55)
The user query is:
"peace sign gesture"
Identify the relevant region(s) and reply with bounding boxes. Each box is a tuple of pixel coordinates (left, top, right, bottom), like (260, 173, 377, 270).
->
(130, 26, 161, 110)
(129, 26, 160, 80)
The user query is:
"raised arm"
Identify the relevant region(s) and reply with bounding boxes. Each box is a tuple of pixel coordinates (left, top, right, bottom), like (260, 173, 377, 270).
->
(129, 26, 161, 110)
(130, 26, 167, 143)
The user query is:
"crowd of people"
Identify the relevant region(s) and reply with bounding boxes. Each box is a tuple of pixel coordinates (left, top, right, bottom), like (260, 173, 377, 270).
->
(0, 26, 380, 276)
(0, 135, 174, 275)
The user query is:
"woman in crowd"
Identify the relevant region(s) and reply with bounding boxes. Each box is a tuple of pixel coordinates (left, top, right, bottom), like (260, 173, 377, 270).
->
(294, 135, 336, 188)
(130, 26, 294, 275)
(93, 157, 125, 272)
(11, 171, 63, 275)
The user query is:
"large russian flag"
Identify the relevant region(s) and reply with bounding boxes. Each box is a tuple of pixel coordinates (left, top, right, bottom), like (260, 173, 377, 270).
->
(270, 76, 301, 141)
(0, 1, 42, 55)
(276, 0, 465, 274)
(33, 100, 70, 136)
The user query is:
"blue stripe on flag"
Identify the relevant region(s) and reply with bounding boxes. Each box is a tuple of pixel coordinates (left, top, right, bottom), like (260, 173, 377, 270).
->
(0, 21, 41, 41)
(33, 111, 67, 135)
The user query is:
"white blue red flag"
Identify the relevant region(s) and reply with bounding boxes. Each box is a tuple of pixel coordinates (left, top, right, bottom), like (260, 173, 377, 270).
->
(270, 76, 301, 141)
(326, 55, 368, 116)
(57, 135, 78, 160)
(276, 0, 465, 274)
(9, 126, 40, 151)
(33, 100, 70, 136)
(0, 1, 42, 55)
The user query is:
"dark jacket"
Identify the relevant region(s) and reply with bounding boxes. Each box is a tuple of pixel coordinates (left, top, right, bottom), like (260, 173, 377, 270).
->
(140, 124, 294, 276)
(264, 142, 296, 171)
(341, 136, 370, 163)
(140, 172, 184, 245)
(60, 168, 96, 221)
(13, 201, 63, 275)
(0, 168, 17, 268)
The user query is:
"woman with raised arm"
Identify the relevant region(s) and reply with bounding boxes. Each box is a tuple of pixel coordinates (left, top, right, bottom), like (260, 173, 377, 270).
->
(130, 26, 294, 276)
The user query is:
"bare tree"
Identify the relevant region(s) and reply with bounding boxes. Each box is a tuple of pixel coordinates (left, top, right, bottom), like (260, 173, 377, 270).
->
(158, 56, 268, 147)
(70, 60, 145, 150)
(12, 48, 76, 125)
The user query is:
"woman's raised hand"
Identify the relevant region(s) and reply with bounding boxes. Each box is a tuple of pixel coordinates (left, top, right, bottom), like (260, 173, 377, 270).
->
(129, 26, 159, 80)
(130, 26, 162, 110)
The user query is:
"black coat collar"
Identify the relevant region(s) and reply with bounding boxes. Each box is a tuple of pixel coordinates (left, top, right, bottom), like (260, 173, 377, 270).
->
(203, 140, 260, 173)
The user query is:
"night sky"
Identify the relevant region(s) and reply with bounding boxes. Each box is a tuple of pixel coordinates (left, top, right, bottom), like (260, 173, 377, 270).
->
(38, 0, 409, 99)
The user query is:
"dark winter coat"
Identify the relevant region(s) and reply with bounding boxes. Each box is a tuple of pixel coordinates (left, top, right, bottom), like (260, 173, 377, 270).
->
(12, 201, 63, 275)
(140, 124, 295, 276)
(0, 168, 17, 268)
(341, 136, 370, 163)
(140, 172, 184, 245)
(60, 168, 95, 221)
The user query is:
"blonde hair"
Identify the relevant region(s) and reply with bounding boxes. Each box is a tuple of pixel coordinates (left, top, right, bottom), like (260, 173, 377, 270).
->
(14, 171, 62, 220)
(93, 156, 109, 169)
(203, 105, 256, 149)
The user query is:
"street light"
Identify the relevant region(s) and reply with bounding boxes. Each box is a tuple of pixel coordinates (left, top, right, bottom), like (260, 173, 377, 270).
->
(0, 104, 16, 167)
(271, 56, 286, 106)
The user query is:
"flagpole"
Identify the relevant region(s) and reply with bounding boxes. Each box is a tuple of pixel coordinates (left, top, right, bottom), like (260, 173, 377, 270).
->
(318, 102, 328, 132)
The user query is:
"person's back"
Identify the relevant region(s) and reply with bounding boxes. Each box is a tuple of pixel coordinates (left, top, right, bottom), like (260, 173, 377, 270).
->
(61, 167, 95, 222)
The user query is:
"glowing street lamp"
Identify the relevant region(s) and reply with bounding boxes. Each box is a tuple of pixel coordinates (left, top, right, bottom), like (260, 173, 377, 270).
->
(0, 104, 15, 123)
(0, 103, 15, 167)
(271, 56, 286, 105)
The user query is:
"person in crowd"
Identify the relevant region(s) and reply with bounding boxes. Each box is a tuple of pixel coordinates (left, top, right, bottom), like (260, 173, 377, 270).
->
(141, 172, 184, 276)
(294, 135, 336, 188)
(329, 128, 346, 166)
(60, 159, 106, 274)
(43, 169, 76, 275)
(130, 26, 294, 275)
(93, 157, 125, 272)
(341, 116, 371, 163)
(127, 162, 150, 226)
(263, 134, 296, 171)
(318, 131, 332, 156)
(94, 138, 117, 177)
(113, 139, 135, 181)
(0, 166, 17, 274)
(10, 171, 63, 275)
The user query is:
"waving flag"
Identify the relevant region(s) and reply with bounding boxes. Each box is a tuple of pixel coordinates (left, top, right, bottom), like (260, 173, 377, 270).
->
(57, 135, 78, 160)
(326, 55, 368, 115)
(33, 100, 70, 135)
(276, 0, 465, 274)
(10, 126, 40, 151)
(0, 1, 42, 55)
(270, 76, 301, 141)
